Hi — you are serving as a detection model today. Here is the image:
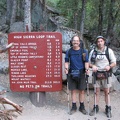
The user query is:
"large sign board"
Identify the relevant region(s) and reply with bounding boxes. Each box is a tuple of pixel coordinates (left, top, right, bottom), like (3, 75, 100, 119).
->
(8, 32, 62, 92)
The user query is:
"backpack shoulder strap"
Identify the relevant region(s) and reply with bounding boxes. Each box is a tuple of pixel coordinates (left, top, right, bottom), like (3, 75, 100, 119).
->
(105, 46, 110, 63)
(91, 48, 97, 64)
(68, 47, 72, 58)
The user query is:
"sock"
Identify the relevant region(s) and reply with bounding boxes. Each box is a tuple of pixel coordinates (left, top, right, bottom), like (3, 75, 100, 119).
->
(80, 102, 84, 106)
(80, 102, 85, 109)
(72, 102, 76, 107)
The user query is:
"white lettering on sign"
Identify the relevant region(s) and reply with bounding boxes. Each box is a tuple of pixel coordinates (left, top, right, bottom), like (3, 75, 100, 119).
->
(28, 43, 37, 45)
(23, 35, 35, 39)
(11, 69, 20, 71)
(46, 35, 55, 38)
(25, 75, 36, 77)
(20, 85, 24, 88)
(36, 35, 45, 38)
(41, 85, 52, 88)
(20, 78, 31, 80)
(53, 81, 60, 84)
(11, 78, 19, 80)
(20, 46, 28, 49)
(14, 36, 22, 39)
(12, 75, 24, 77)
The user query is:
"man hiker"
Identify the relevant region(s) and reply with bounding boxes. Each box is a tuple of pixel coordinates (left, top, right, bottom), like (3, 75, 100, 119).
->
(89, 36, 116, 118)
(64, 35, 89, 115)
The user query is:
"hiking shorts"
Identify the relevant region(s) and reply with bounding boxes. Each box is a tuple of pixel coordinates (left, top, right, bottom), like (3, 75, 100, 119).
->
(92, 77, 112, 88)
(68, 70, 87, 90)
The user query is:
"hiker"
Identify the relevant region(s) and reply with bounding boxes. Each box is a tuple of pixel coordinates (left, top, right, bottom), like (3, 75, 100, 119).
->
(89, 36, 116, 118)
(64, 35, 89, 115)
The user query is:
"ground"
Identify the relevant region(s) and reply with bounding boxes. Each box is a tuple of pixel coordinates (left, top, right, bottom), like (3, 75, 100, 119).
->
(0, 74, 120, 120)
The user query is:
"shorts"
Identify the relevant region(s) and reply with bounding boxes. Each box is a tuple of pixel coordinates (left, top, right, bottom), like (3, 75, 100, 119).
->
(92, 77, 112, 88)
(68, 70, 87, 90)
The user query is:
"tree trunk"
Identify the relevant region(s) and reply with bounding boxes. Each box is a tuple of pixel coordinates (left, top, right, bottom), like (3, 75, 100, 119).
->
(80, 0, 86, 39)
(106, 0, 116, 41)
(98, 0, 104, 35)
(24, 0, 31, 32)
(74, 12, 78, 30)
(17, 0, 24, 21)
(10, 0, 17, 25)
(6, 0, 13, 25)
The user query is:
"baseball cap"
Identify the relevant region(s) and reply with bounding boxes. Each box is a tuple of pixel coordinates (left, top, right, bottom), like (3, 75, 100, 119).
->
(95, 35, 105, 43)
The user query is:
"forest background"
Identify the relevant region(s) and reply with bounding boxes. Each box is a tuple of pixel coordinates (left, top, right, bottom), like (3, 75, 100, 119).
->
(0, 0, 120, 46)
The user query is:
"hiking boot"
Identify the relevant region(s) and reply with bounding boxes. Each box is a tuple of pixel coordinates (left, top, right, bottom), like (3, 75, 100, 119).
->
(89, 105, 99, 116)
(105, 105, 112, 118)
(79, 107, 87, 115)
(69, 103, 77, 115)
(69, 106, 77, 115)
(79, 102, 87, 115)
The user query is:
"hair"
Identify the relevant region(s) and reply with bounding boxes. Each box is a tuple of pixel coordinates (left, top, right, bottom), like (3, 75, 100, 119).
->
(70, 35, 84, 49)
(70, 35, 80, 46)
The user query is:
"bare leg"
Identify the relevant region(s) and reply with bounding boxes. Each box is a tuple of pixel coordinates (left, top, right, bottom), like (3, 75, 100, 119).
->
(71, 90, 77, 103)
(104, 88, 110, 106)
(95, 87, 100, 105)
(79, 90, 85, 103)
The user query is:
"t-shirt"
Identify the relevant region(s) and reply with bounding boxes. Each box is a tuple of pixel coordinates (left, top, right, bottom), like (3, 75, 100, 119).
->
(65, 48, 89, 70)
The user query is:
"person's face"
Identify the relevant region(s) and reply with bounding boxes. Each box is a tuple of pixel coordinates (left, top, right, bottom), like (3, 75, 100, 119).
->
(72, 36, 80, 47)
(97, 38, 105, 48)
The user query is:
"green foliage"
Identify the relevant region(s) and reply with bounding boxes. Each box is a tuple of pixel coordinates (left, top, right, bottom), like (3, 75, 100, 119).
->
(46, 0, 60, 8)
(56, 0, 82, 28)
(56, 0, 119, 38)
(0, 0, 6, 13)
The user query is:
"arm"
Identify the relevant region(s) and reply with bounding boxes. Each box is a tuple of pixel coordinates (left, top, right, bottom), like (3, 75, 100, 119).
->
(64, 62, 69, 74)
(89, 63, 98, 72)
(105, 48, 116, 71)
(85, 62, 89, 75)
(64, 50, 69, 74)
(105, 62, 116, 71)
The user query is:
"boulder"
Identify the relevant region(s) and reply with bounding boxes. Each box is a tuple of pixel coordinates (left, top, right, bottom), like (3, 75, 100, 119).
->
(9, 22, 24, 32)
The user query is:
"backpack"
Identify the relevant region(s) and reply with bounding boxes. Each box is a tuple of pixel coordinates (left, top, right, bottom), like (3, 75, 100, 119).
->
(91, 46, 110, 64)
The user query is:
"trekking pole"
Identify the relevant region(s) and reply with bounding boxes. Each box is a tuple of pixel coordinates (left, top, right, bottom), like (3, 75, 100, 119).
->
(93, 72, 97, 120)
(105, 72, 111, 120)
(86, 74, 90, 120)
(66, 74, 71, 120)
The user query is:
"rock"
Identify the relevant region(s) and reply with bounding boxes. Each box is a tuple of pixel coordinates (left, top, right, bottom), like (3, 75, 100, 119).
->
(56, 26, 81, 44)
(9, 22, 24, 32)
(62, 53, 66, 81)
(111, 74, 120, 91)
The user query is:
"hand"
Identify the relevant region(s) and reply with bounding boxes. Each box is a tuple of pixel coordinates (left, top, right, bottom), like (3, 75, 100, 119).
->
(92, 65, 98, 72)
(104, 65, 111, 71)
(64, 68, 68, 74)
(85, 69, 89, 75)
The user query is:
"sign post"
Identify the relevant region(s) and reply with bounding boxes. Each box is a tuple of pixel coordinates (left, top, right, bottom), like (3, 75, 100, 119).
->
(8, 32, 62, 106)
